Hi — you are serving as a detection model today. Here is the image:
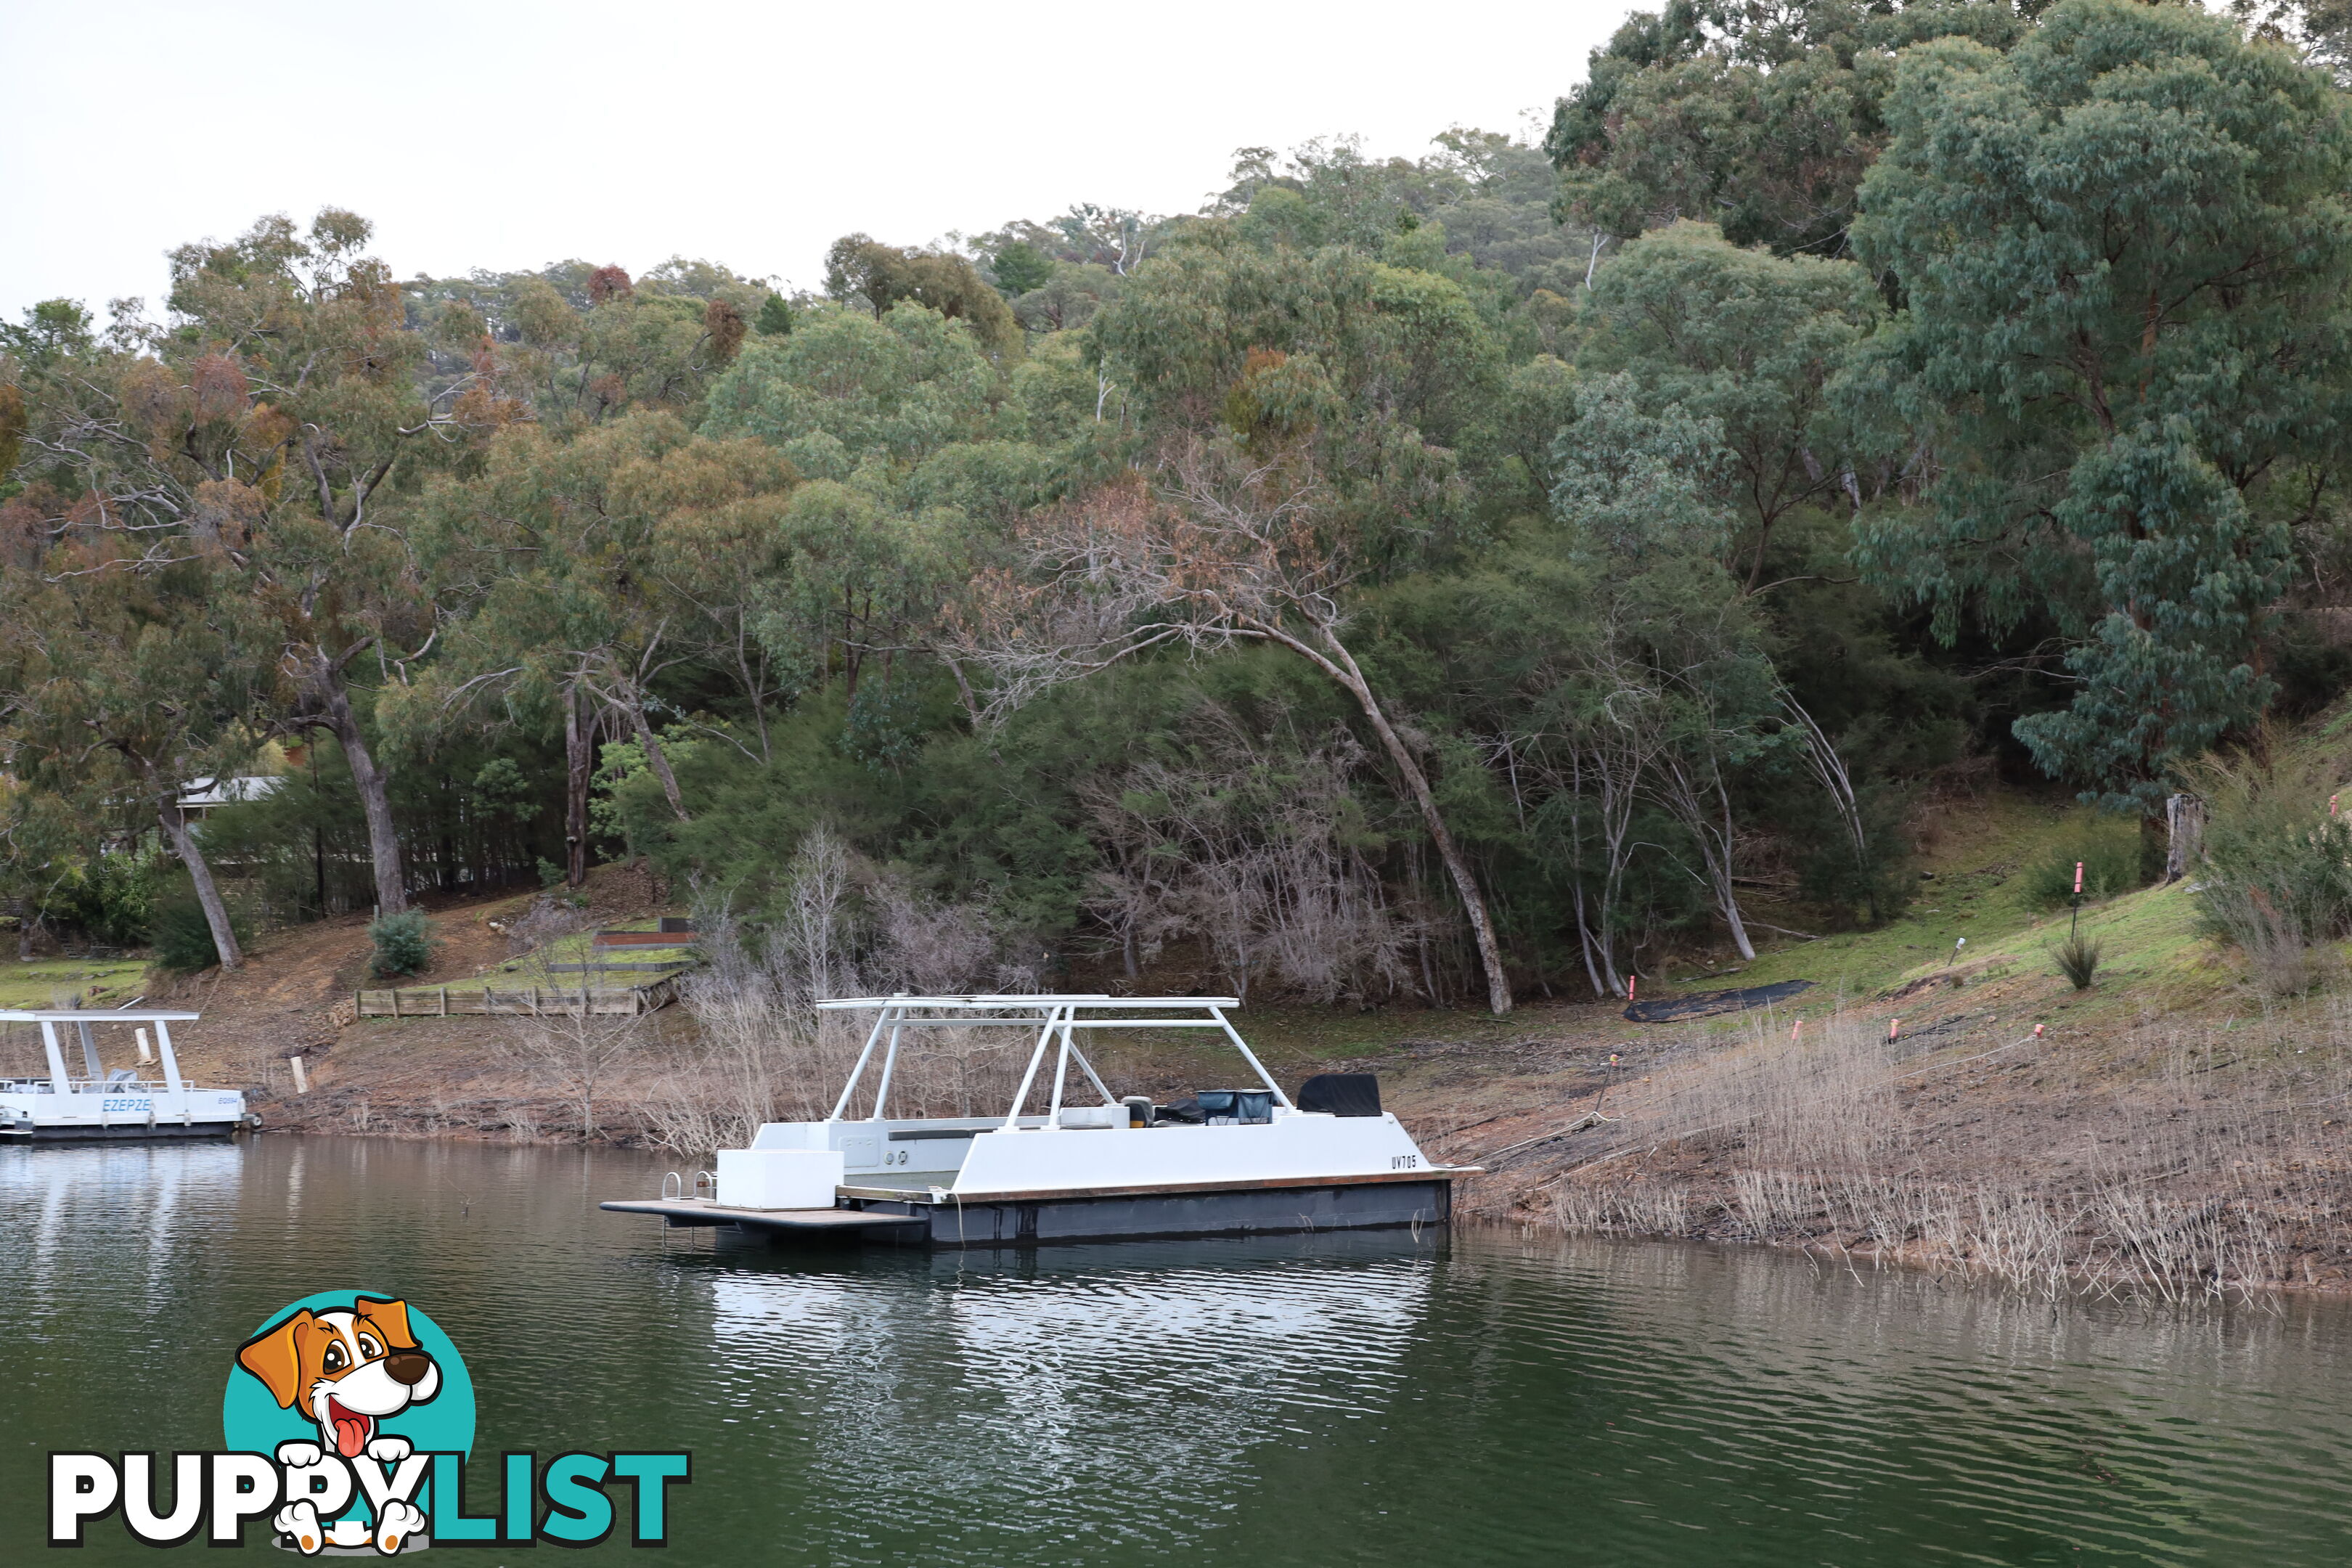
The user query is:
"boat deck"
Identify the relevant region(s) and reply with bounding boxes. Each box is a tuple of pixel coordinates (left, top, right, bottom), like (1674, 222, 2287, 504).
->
(597, 1198, 926, 1232)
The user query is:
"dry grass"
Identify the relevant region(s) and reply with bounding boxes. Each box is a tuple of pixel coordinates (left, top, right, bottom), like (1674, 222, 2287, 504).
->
(1531, 1007, 2352, 1302)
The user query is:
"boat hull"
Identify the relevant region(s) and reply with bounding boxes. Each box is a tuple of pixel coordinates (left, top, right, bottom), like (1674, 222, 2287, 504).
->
(1, 1118, 246, 1142)
(853, 1175, 1455, 1248)
(604, 1173, 1459, 1249)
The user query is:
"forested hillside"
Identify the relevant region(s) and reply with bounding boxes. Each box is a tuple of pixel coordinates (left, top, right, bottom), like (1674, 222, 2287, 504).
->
(7, 0, 2352, 1018)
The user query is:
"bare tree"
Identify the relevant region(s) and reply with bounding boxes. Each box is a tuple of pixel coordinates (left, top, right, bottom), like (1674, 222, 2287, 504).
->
(1082, 712, 1418, 1004)
(955, 442, 1515, 1015)
(498, 900, 641, 1138)
(1507, 620, 1667, 999)
(505, 989, 644, 1142)
(1784, 692, 1873, 897)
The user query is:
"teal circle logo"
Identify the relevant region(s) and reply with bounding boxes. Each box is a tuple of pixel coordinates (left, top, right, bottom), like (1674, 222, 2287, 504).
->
(221, 1291, 474, 1548)
(224, 1291, 475, 1461)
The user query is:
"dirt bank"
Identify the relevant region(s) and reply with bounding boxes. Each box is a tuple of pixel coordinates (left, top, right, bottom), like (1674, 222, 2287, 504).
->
(41, 795, 2352, 1299)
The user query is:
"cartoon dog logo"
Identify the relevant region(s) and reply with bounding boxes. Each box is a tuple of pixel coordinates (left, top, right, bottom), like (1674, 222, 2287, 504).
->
(236, 1297, 440, 1554)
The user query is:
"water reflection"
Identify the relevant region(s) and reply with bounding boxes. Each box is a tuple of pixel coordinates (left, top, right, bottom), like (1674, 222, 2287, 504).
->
(707, 1233, 1437, 1546)
(4, 1138, 2350, 1567)
(6, 1139, 245, 1291)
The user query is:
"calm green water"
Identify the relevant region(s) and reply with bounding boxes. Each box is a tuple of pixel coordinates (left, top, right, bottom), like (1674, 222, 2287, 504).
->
(5, 1136, 2350, 1566)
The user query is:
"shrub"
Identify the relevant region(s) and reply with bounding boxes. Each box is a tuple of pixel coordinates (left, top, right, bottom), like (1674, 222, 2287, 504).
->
(2053, 932, 2102, 990)
(150, 882, 250, 972)
(82, 846, 166, 947)
(1793, 780, 1915, 927)
(368, 910, 437, 977)
(2181, 749, 2352, 995)
(2021, 820, 2144, 909)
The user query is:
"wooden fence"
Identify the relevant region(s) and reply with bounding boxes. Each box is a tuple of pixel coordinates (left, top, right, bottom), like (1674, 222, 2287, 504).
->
(354, 976, 681, 1019)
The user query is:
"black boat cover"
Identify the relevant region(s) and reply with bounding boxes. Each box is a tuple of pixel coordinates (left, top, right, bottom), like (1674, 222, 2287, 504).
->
(1623, 978, 1812, 1022)
(1297, 1073, 1383, 1117)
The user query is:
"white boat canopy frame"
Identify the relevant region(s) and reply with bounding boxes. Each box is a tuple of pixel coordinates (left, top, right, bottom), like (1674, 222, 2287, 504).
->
(0, 1010, 201, 1096)
(812, 995, 1291, 1130)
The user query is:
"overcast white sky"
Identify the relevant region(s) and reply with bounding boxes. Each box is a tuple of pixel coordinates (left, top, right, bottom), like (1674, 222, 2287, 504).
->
(0, 1, 1633, 322)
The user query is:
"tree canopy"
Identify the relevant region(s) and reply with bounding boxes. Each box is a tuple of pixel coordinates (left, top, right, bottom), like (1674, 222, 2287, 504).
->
(5, 0, 2349, 1009)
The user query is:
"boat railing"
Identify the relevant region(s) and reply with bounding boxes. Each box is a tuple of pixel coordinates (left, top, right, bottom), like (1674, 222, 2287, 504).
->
(809, 994, 1291, 1132)
(1, 1077, 176, 1094)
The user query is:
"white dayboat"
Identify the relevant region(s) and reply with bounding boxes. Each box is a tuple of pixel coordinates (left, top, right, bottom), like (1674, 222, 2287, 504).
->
(0, 1010, 256, 1141)
(603, 995, 1473, 1247)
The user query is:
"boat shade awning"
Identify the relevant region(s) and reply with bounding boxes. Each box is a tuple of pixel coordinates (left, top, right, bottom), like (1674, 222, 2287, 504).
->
(0, 1010, 200, 1023)
(814, 995, 1239, 1011)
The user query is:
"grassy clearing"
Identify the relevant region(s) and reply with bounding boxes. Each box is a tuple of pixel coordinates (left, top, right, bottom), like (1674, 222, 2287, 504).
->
(0, 957, 152, 1010)
(1689, 794, 2225, 1032)
(480, 916, 698, 979)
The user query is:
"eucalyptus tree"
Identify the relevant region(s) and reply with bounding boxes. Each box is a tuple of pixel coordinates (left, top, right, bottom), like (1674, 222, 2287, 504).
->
(822, 237, 1020, 358)
(1034, 223, 1519, 1011)
(1848, 0, 2352, 807)
(0, 541, 266, 968)
(406, 258, 763, 430)
(1547, 373, 1781, 963)
(413, 412, 804, 866)
(702, 303, 1036, 717)
(3, 210, 497, 913)
(1547, 0, 2029, 258)
(1577, 221, 1879, 593)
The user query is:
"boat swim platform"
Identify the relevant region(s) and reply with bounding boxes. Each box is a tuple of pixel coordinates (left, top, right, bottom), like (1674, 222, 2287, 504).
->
(603, 1169, 1470, 1249)
(597, 1199, 923, 1233)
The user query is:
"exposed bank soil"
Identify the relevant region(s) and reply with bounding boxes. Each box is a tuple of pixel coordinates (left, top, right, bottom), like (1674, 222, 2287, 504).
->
(111, 851, 2352, 1295)
(147, 865, 678, 1135)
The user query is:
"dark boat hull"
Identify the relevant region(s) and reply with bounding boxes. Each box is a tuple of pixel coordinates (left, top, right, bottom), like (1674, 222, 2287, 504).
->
(605, 1176, 1455, 1249)
(1, 1120, 245, 1142)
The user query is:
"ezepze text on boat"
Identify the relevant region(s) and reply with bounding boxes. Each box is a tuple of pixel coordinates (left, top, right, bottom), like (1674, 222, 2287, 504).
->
(603, 994, 1474, 1248)
(1, 1009, 258, 1140)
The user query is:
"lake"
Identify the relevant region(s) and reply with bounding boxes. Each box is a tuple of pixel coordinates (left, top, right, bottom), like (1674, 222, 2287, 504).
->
(4, 1135, 2348, 1565)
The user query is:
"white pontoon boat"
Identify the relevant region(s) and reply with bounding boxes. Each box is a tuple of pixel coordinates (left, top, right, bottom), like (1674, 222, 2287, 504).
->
(603, 995, 1473, 1247)
(0, 1010, 256, 1141)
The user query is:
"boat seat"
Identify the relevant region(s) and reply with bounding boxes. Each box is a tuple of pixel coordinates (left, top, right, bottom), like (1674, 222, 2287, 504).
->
(1175, 1090, 1273, 1126)
(107, 1069, 138, 1084)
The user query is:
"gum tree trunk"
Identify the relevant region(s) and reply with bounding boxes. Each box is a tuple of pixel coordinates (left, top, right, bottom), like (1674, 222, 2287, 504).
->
(565, 682, 595, 887)
(156, 793, 242, 970)
(299, 653, 407, 915)
(1248, 618, 1514, 1016)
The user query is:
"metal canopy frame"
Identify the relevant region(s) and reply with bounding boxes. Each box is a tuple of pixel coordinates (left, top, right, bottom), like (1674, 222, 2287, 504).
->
(0, 1010, 199, 1097)
(812, 995, 1291, 1130)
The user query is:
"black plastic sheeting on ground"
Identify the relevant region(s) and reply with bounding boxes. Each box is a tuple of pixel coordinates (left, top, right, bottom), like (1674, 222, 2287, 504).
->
(1624, 978, 1812, 1022)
